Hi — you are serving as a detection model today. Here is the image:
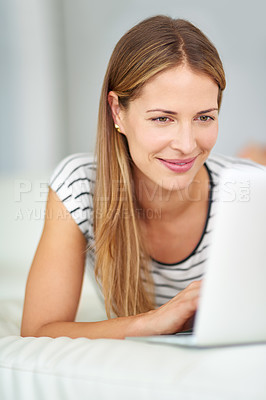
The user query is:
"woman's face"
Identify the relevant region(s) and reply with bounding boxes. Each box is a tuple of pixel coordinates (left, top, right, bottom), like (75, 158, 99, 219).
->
(111, 64, 219, 194)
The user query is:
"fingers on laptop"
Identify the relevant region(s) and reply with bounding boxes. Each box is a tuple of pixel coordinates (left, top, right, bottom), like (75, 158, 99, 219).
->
(148, 280, 202, 335)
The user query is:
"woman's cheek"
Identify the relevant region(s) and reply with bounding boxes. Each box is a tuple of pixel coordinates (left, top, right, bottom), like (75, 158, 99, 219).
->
(201, 127, 218, 150)
(141, 129, 169, 149)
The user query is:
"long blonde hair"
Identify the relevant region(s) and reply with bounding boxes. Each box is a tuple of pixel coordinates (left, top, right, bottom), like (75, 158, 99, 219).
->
(91, 15, 226, 318)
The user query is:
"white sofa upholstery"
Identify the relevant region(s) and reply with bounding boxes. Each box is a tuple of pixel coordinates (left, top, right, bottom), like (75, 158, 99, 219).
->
(1, 174, 266, 400)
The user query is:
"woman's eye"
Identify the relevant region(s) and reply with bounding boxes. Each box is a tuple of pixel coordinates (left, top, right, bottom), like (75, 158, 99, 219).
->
(153, 117, 171, 123)
(197, 115, 214, 122)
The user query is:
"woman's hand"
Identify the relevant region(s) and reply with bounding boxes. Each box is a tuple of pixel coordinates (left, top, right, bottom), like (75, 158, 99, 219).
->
(144, 280, 202, 335)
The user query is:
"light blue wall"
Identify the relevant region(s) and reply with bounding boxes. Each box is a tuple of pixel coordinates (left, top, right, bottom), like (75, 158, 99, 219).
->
(0, 0, 67, 173)
(1, 0, 266, 173)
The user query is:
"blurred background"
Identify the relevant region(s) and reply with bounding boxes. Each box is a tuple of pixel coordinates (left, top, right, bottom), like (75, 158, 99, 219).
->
(1, 0, 266, 175)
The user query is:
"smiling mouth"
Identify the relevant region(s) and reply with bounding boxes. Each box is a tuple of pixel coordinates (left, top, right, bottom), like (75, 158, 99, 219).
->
(156, 156, 198, 173)
(157, 156, 197, 165)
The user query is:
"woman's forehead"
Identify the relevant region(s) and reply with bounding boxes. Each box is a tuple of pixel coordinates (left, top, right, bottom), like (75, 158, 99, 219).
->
(129, 66, 219, 112)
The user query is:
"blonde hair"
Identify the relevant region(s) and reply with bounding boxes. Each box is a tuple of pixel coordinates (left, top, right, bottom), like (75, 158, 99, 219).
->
(91, 15, 226, 318)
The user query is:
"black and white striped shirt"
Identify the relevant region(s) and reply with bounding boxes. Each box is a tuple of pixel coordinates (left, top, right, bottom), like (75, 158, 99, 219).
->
(49, 153, 265, 307)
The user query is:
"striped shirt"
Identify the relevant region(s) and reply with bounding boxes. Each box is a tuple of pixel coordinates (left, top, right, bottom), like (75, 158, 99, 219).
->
(49, 153, 265, 307)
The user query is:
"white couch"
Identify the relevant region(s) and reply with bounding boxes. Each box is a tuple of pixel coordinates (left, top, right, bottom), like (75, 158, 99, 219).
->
(1, 174, 266, 400)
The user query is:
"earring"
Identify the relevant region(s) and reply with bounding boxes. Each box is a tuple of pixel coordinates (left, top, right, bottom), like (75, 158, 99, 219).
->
(114, 124, 121, 133)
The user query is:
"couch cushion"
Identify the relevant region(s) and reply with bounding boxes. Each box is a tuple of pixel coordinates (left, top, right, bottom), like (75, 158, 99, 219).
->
(0, 336, 266, 400)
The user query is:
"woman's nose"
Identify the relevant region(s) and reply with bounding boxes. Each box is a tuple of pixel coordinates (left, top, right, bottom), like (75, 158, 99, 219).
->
(170, 122, 197, 154)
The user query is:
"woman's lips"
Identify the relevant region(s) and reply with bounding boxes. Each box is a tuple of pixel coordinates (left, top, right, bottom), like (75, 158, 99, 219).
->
(157, 156, 197, 173)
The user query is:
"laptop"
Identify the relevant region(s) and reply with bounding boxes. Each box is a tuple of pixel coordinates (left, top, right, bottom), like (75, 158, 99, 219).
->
(126, 166, 266, 347)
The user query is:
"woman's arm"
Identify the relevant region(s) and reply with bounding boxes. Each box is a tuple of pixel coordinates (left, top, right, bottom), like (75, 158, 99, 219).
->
(21, 188, 200, 339)
(20, 187, 87, 337)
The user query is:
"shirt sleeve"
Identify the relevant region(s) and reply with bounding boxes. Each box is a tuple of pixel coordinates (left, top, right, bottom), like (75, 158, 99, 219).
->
(48, 153, 96, 243)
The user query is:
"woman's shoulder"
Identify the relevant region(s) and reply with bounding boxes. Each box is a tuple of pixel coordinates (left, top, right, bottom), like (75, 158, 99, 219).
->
(48, 153, 96, 242)
(206, 153, 266, 181)
(49, 152, 96, 191)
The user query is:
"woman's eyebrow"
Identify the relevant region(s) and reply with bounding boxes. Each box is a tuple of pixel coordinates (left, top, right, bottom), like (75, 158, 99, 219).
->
(146, 107, 218, 115)
(196, 108, 218, 114)
(146, 109, 177, 115)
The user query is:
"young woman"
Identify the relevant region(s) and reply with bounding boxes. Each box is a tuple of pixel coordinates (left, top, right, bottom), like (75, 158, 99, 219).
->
(21, 15, 262, 339)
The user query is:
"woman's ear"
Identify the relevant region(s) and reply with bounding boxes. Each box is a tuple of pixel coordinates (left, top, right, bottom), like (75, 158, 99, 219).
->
(107, 91, 126, 134)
